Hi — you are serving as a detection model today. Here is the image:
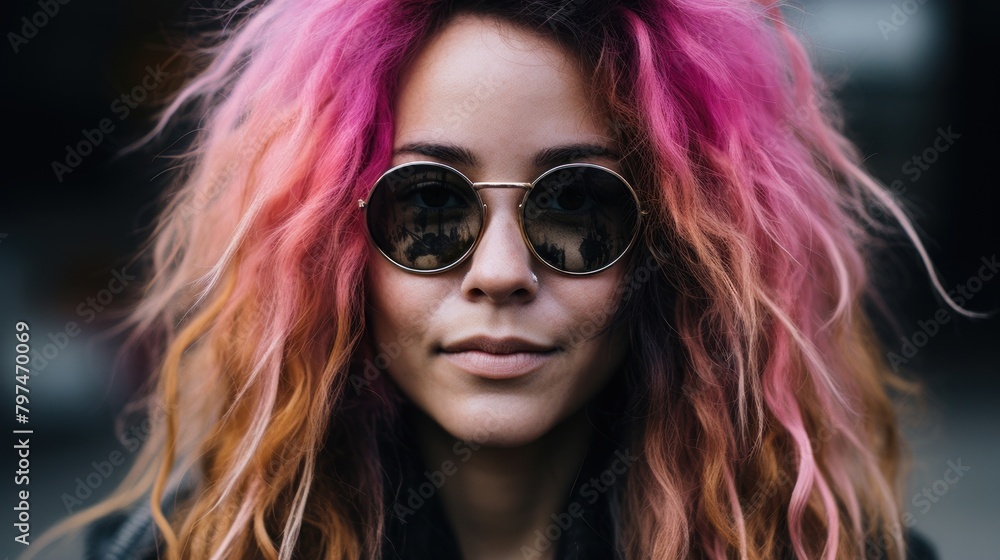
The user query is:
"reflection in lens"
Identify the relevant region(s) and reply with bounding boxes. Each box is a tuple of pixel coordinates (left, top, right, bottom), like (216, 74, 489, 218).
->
(366, 165, 480, 270)
(523, 166, 639, 273)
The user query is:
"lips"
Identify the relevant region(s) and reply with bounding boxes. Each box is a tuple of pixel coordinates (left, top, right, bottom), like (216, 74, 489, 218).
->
(438, 336, 559, 379)
(440, 336, 557, 354)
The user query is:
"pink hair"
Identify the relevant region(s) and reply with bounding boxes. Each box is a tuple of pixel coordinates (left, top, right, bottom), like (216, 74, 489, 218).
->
(27, 1, 983, 559)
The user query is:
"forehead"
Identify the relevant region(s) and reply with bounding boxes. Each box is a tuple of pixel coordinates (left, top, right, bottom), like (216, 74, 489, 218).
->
(392, 13, 615, 178)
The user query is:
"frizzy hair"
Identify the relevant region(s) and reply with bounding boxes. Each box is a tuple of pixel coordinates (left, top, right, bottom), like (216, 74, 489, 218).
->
(29, 0, 986, 559)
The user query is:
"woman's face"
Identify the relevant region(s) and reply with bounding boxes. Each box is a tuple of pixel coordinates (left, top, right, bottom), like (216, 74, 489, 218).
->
(366, 13, 629, 447)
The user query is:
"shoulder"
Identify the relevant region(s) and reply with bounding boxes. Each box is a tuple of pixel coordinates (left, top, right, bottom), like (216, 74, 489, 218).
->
(864, 527, 940, 560)
(84, 505, 160, 560)
(83, 477, 198, 560)
(904, 528, 940, 560)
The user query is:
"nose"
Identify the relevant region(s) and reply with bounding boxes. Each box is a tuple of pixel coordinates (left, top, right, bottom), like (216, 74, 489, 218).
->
(460, 189, 539, 305)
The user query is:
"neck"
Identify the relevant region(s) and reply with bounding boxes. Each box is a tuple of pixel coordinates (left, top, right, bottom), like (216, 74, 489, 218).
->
(410, 407, 595, 560)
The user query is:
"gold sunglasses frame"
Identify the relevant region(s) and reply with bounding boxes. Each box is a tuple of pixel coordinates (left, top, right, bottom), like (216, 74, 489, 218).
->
(358, 160, 647, 275)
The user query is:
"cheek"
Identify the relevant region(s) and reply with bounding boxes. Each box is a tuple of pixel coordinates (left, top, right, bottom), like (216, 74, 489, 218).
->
(559, 272, 626, 333)
(365, 260, 446, 358)
(367, 262, 416, 342)
(543, 272, 629, 388)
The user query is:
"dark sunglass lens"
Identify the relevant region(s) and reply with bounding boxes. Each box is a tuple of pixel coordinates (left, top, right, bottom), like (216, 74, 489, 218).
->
(366, 165, 481, 271)
(523, 166, 639, 273)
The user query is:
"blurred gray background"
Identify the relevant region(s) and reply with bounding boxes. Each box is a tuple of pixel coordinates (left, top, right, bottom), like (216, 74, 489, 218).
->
(1, 0, 997, 558)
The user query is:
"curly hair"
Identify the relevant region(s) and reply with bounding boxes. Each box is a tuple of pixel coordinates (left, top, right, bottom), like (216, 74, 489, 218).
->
(28, 1, 984, 559)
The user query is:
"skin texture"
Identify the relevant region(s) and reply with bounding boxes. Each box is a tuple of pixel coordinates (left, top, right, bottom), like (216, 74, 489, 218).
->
(366, 13, 631, 559)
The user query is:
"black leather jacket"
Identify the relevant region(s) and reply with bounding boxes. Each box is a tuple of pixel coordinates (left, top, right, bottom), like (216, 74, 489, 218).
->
(84, 409, 941, 560)
(84, 439, 942, 560)
(83, 498, 941, 560)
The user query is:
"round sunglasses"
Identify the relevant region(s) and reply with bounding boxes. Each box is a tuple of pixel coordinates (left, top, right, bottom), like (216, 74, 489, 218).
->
(358, 160, 646, 275)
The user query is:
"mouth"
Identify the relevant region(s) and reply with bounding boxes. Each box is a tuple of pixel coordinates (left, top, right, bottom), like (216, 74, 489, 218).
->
(438, 336, 559, 379)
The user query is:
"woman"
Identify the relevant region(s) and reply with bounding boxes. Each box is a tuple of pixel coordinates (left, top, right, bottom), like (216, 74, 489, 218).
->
(29, 0, 972, 558)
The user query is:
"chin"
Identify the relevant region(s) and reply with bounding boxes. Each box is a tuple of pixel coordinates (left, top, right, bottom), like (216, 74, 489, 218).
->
(431, 397, 565, 449)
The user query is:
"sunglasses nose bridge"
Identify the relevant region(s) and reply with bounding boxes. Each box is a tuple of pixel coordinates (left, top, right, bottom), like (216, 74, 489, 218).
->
(461, 185, 541, 300)
(469, 180, 534, 247)
(470, 181, 533, 214)
(470, 181, 534, 193)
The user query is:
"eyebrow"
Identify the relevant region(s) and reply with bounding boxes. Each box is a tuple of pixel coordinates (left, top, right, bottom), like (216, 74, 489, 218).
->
(391, 141, 620, 169)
